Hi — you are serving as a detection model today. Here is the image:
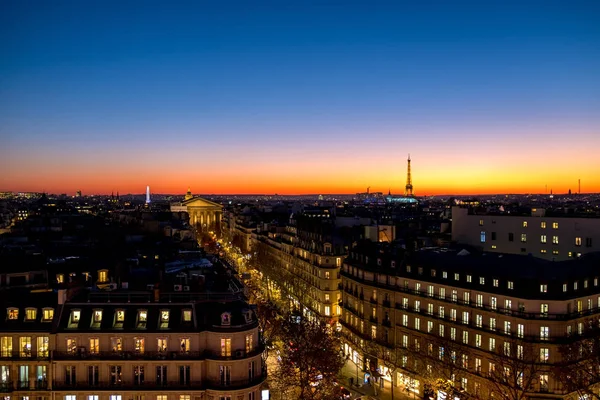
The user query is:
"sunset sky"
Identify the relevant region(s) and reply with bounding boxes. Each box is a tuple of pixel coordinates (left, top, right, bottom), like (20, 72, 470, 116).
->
(1, 1, 599, 195)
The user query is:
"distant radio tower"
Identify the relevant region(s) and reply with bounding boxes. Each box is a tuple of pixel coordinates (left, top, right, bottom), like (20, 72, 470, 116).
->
(405, 154, 413, 197)
(146, 186, 151, 204)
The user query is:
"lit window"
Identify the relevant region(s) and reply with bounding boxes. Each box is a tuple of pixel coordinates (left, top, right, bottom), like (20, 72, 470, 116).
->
(160, 310, 170, 328)
(98, 269, 108, 282)
(467, 275, 472, 283)
(25, 308, 36, 321)
(71, 310, 81, 325)
(552, 250, 559, 255)
(540, 348, 549, 363)
(522, 221, 528, 228)
(507, 281, 514, 289)
(540, 284, 547, 293)
(221, 338, 231, 356)
(541, 221, 546, 229)
(42, 308, 54, 321)
(454, 273, 459, 281)
(134, 337, 145, 353)
(541, 235, 547, 243)
(183, 310, 192, 322)
(563, 283, 567, 292)
(540, 249, 547, 254)
(19, 336, 32, 357)
(553, 236, 559, 244)
(442, 271, 447, 279)
(7, 308, 18, 320)
(479, 219, 483, 226)
(137, 310, 148, 328)
(157, 338, 168, 352)
(66, 338, 77, 353)
(493, 279, 498, 287)
(521, 233, 527, 243)
(93, 310, 102, 323)
(491, 244, 497, 249)
(480, 231, 486, 243)
(574, 282, 578, 290)
(540, 327, 549, 340)
(479, 277, 485, 285)
(111, 337, 122, 352)
(56, 274, 64, 284)
(575, 237, 582, 246)
(552, 222, 558, 229)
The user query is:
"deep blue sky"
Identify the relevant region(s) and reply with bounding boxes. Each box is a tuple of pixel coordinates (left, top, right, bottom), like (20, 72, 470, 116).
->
(1, 1, 599, 194)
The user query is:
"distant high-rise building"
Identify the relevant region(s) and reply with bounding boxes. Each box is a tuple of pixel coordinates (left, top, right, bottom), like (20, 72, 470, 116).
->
(146, 186, 151, 204)
(76, 190, 82, 198)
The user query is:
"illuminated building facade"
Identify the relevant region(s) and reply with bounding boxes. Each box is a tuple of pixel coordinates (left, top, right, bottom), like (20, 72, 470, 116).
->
(452, 206, 600, 261)
(340, 241, 600, 398)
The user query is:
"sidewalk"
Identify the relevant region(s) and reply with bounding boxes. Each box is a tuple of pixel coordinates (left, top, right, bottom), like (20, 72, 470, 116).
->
(338, 359, 418, 400)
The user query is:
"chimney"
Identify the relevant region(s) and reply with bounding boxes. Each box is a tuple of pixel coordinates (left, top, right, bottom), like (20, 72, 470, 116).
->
(58, 289, 67, 305)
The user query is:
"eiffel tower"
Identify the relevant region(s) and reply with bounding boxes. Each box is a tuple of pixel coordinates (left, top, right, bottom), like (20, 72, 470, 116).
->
(405, 154, 413, 197)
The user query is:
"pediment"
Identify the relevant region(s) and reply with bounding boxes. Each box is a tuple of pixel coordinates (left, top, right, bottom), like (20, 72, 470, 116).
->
(181, 197, 223, 209)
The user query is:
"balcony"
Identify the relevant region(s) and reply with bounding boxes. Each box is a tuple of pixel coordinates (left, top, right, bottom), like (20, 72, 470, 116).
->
(382, 319, 392, 328)
(52, 350, 207, 361)
(0, 351, 49, 361)
(52, 369, 267, 391)
(382, 300, 391, 308)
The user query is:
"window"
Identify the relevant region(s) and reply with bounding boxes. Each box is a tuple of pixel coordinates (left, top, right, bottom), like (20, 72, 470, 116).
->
(157, 397, 167, 400)
(115, 309, 125, 324)
(479, 277, 484, 285)
(552, 222, 558, 229)
(540, 374, 549, 391)
(467, 275, 472, 283)
(110, 395, 122, 400)
(450, 327, 456, 341)
(110, 337, 122, 352)
(93, 310, 102, 323)
(25, 308, 36, 321)
(89, 338, 99, 354)
(414, 318, 420, 331)
(504, 321, 511, 335)
(541, 234, 547, 243)
(65, 396, 77, 400)
(563, 283, 567, 292)
(503, 342, 511, 356)
(540, 348, 549, 363)
(134, 366, 145, 385)
(7, 308, 18, 320)
(245, 334, 253, 353)
(517, 324, 524, 338)
(156, 366, 167, 385)
(480, 231, 486, 243)
(110, 366, 122, 385)
(490, 297, 497, 310)
(586, 238, 593, 247)
(1, 336, 12, 357)
(475, 334, 482, 348)
(69, 310, 80, 327)
(476, 294, 483, 307)
(541, 221, 546, 229)
(438, 306, 445, 319)
(489, 337, 496, 352)
(137, 310, 148, 328)
(521, 233, 527, 243)
(540, 284, 547, 293)
(540, 326, 549, 340)
(462, 311, 469, 325)
(221, 312, 231, 326)
(442, 271, 447, 279)
(439, 324, 445, 337)
(522, 221, 527, 228)
(98, 269, 108, 282)
(508, 232, 514, 241)
(505, 299, 512, 311)
(37, 336, 49, 357)
(134, 337, 145, 353)
(65, 365, 76, 385)
(20, 336, 32, 357)
(89, 396, 99, 400)
(221, 338, 231, 356)
(489, 317, 496, 331)
(66, 338, 77, 354)
(43, 308, 54, 321)
(475, 314, 482, 328)
(479, 219, 484, 226)
(552, 236, 559, 244)
(454, 273, 459, 281)
(160, 310, 170, 328)
(180, 338, 190, 353)
(324, 306, 331, 316)
(508, 281, 514, 290)
(462, 330, 469, 344)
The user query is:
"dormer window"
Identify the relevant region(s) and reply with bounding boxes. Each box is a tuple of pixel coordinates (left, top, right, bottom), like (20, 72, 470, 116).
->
(7, 308, 18, 320)
(69, 310, 81, 328)
(221, 312, 231, 326)
(160, 310, 170, 329)
(137, 310, 147, 329)
(183, 310, 192, 322)
(114, 309, 125, 328)
(42, 308, 54, 322)
(98, 269, 108, 283)
(93, 310, 103, 323)
(243, 310, 252, 324)
(25, 308, 37, 321)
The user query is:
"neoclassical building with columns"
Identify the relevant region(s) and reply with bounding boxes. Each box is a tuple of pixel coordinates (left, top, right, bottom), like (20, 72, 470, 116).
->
(171, 189, 223, 232)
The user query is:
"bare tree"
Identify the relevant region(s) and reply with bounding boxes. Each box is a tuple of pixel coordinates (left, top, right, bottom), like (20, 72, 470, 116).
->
(484, 338, 544, 400)
(554, 319, 600, 400)
(274, 311, 345, 400)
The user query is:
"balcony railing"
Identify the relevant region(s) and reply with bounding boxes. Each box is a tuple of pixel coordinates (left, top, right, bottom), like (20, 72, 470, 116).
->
(52, 368, 267, 391)
(0, 351, 49, 360)
(0, 380, 48, 392)
(53, 346, 264, 361)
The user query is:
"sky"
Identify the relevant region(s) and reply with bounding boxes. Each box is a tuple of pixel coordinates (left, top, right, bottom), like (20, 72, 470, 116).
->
(1, 1, 599, 195)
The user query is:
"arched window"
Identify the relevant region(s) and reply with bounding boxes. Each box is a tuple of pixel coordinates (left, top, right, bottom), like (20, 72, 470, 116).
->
(221, 312, 231, 326)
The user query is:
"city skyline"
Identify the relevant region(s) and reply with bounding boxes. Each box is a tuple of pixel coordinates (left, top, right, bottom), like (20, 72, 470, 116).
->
(2, 1, 600, 195)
